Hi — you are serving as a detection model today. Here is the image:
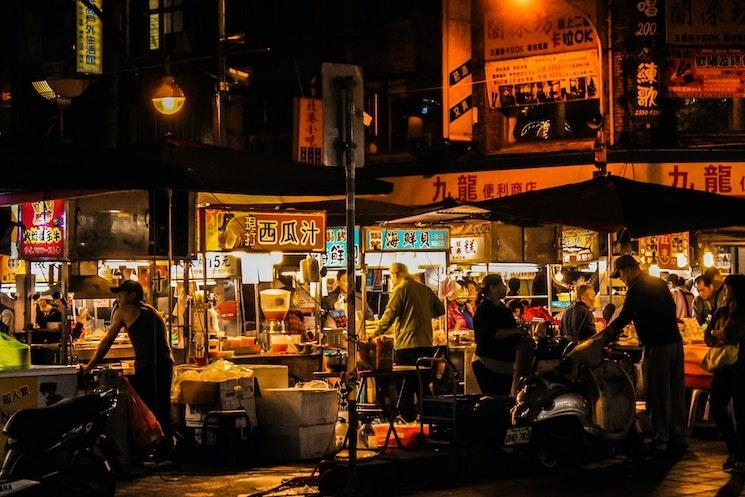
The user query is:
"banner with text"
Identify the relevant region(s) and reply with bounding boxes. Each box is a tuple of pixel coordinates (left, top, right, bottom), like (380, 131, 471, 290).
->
(450, 221, 492, 263)
(364, 227, 449, 252)
(203, 209, 326, 253)
(76, 0, 103, 74)
(442, 0, 473, 141)
(666, 0, 745, 46)
(666, 48, 745, 98)
(292, 97, 324, 164)
(19, 200, 65, 260)
(324, 226, 361, 269)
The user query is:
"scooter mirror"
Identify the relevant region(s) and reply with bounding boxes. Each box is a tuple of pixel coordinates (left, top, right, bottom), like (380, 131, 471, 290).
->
(602, 303, 616, 322)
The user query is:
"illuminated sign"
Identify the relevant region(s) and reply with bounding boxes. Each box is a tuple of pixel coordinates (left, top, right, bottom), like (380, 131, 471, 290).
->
(203, 209, 326, 253)
(19, 200, 65, 260)
(364, 227, 449, 252)
(293, 97, 324, 165)
(450, 222, 491, 263)
(76, 0, 103, 75)
(561, 228, 598, 264)
(324, 227, 361, 269)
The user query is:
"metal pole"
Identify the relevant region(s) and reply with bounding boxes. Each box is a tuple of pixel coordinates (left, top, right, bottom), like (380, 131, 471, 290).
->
(338, 75, 358, 494)
(167, 189, 174, 347)
(215, 0, 228, 147)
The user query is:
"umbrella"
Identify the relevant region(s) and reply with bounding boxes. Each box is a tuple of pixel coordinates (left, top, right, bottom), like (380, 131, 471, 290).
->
(476, 174, 745, 238)
(0, 139, 392, 204)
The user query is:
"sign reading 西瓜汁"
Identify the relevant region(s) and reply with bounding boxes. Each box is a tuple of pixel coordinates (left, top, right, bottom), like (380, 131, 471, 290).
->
(381, 162, 745, 206)
(450, 222, 491, 263)
(483, 0, 597, 61)
(324, 227, 361, 269)
(202, 209, 326, 253)
(293, 97, 324, 165)
(364, 227, 449, 252)
(666, 49, 745, 98)
(561, 228, 599, 264)
(76, 0, 103, 75)
(666, 0, 745, 46)
(19, 200, 65, 260)
(486, 50, 599, 108)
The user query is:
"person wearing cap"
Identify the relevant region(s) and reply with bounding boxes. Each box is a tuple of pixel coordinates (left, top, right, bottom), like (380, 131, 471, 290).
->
(83, 280, 174, 460)
(373, 263, 445, 420)
(605, 254, 687, 454)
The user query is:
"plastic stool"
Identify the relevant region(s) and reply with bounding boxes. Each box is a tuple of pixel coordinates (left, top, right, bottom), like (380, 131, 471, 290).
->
(687, 389, 713, 432)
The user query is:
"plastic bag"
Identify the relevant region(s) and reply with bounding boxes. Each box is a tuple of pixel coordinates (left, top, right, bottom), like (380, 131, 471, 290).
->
(701, 344, 740, 372)
(122, 376, 163, 449)
(0, 332, 30, 370)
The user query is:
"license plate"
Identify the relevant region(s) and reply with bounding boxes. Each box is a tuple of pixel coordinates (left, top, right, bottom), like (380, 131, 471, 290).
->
(504, 426, 532, 446)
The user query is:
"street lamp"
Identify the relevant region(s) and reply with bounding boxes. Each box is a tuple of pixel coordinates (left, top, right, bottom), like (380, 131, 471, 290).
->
(151, 75, 186, 116)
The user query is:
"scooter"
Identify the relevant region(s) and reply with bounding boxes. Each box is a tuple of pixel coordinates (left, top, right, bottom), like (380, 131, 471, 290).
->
(504, 330, 643, 470)
(0, 386, 119, 496)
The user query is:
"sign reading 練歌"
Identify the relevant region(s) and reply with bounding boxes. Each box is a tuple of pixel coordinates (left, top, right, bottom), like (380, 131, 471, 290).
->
(666, 49, 745, 98)
(666, 0, 745, 46)
(627, 1, 664, 121)
(483, 0, 597, 61)
(364, 227, 449, 252)
(561, 228, 598, 264)
(324, 227, 361, 269)
(486, 49, 599, 108)
(19, 200, 65, 260)
(76, 0, 103, 75)
(450, 222, 491, 263)
(292, 97, 323, 165)
(203, 209, 326, 253)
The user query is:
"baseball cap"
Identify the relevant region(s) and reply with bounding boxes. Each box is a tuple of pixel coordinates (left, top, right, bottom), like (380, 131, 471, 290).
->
(110, 280, 145, 301)
(611, 254, 639, 278)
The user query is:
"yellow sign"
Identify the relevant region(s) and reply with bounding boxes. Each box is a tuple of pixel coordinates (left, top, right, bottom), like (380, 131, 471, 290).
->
(382, 162, 745, 206)
(561, 228, 598, 264)
(450, 222, 491, 263)
(0, 257, 25, 284)
(292, 98, 323, 165)
(76, 0, 103, 75)
(638, 232, 690, 270)
(442, 0, 473, 141)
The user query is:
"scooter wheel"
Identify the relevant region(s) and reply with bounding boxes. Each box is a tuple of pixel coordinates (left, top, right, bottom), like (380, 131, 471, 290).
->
(58, 453, 115, 497)
(533, 445, 562, 472)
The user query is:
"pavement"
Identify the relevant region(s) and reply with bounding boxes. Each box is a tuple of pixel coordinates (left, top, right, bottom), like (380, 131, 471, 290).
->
(115, 436, 743, 497)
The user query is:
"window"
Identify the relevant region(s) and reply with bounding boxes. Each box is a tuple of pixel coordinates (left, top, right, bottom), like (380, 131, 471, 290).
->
(502, 99, 600, 143)
(148, 0, 183, 51)
(674, 98, 745, 140)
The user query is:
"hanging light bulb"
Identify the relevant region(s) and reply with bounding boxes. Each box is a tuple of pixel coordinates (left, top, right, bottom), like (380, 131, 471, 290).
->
(676, 252, 688, 269)
(151, 76, 186, 115)
(555, 269, 564, 282)
(703, 249, 715, 268)
(649, 252, 661, 277)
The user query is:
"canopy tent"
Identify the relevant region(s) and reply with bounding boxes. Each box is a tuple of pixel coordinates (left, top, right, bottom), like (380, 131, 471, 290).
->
(0, 139, 392, 205)
(381, 198, 491, 225)
(476, 175, 745, 238)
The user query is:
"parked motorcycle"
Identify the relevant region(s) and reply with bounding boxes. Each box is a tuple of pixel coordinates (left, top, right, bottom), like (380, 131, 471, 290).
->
(504, 330, 642, 470)
(0, 387, 119, 496)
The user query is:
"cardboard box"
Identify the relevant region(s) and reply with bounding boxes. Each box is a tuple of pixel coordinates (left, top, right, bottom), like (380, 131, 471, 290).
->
(257, 388, 338, 427)
(263, 423, 335, 460)
(176, 377, 255, 405)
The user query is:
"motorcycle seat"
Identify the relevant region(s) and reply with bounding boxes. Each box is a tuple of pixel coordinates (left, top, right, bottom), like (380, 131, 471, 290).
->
(4, 393, 105, 443)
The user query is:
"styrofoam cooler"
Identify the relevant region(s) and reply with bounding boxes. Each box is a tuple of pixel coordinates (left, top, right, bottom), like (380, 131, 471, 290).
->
(249, 365, 289, 391)
(257, 388, 338, 426)
(264, 423, 335, 460)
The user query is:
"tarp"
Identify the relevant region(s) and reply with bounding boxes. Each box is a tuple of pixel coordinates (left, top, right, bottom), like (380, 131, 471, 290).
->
(0, 139, 392, 205)
(476, 174, 745, 238)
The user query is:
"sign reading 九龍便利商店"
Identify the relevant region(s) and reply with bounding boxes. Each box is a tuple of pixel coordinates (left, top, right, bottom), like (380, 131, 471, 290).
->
(202, 209, 326, 253)
(19, 200, 65, 260)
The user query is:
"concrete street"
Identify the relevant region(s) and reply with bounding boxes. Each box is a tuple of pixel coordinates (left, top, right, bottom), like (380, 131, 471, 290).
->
(115, 437, 743, 497)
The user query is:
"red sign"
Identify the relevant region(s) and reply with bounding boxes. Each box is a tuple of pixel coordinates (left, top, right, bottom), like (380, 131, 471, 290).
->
(19, 200, 65, 260)
(203, 209, 326, 253)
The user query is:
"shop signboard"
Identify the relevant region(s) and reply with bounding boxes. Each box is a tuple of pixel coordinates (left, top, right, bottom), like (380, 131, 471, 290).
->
(0, 257, 24, 284)
(76, 0, 103, 75)
(625, 1, 664, 123)
(292, 97, 323, 165)
(202, 209, 326, 253)
(638, 232, 690, 270)
(666, 49, 745, 98)
(173, 253, 240, 279)
(324, 226, 361, 269)
(19, 200, 65, 260)
(442, 0, 473, 141)
(666, 0, 745, 46)
(483, 0, 597, 61)
(450, 222, 491, 263)
(364, 227, 449, 252)
(561, 227, 598, 264)
(486, 49, 599, 108)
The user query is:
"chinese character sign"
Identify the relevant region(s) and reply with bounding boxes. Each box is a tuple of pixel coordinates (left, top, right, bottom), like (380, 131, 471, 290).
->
(324, 227, 361, 268)
(561, 228, 598, 263)
(364, 227, 449, 252)
(76, 0, 103, 74)
(20, 200, 65, 260)
(293, 97, 324, 165)
(203, 209, 326, 253)
(667, 0, 745, 46)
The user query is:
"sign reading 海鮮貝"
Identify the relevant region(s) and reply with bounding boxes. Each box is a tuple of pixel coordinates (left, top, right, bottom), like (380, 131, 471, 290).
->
(203, 209, 326, 253)
(324, 227, 361, 268)
(364, 227, 449, 252)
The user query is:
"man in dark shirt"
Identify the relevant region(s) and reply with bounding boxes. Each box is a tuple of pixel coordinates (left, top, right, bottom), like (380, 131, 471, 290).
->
(605, 254, 687, 453)
(693, 275, 714, 325)
(560, 284, 596, 342)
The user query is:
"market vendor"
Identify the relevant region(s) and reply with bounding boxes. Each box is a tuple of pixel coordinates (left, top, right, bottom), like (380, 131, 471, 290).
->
(446, 282, 474, 331)
(322, 269, 374, 328)
(83, 280, 174, 461)
(35, 295, 62, 328)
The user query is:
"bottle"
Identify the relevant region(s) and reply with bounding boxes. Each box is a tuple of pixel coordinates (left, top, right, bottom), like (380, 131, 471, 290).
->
(334, 416, 348, 449)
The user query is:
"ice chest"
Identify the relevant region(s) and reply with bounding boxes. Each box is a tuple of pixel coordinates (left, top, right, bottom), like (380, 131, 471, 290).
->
(263, 423, 335, 460)
(249, 365, 289, 391)
(177, 377, 255, 405)
(257, 388, 337, 426)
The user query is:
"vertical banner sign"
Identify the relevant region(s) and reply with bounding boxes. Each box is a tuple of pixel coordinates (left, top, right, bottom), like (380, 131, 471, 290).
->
(442, 0, 473, 141)
(202, 209, 326, 253)
(324, 226, 361, 268)
(19, 200, 65, 260)
(628, 1, 664, 122)
(76, 0, 103, 75)
(292, 97, 324, 165)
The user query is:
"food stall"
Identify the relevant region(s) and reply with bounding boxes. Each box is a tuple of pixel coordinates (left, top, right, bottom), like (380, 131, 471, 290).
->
(198, 207, 327, 381)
